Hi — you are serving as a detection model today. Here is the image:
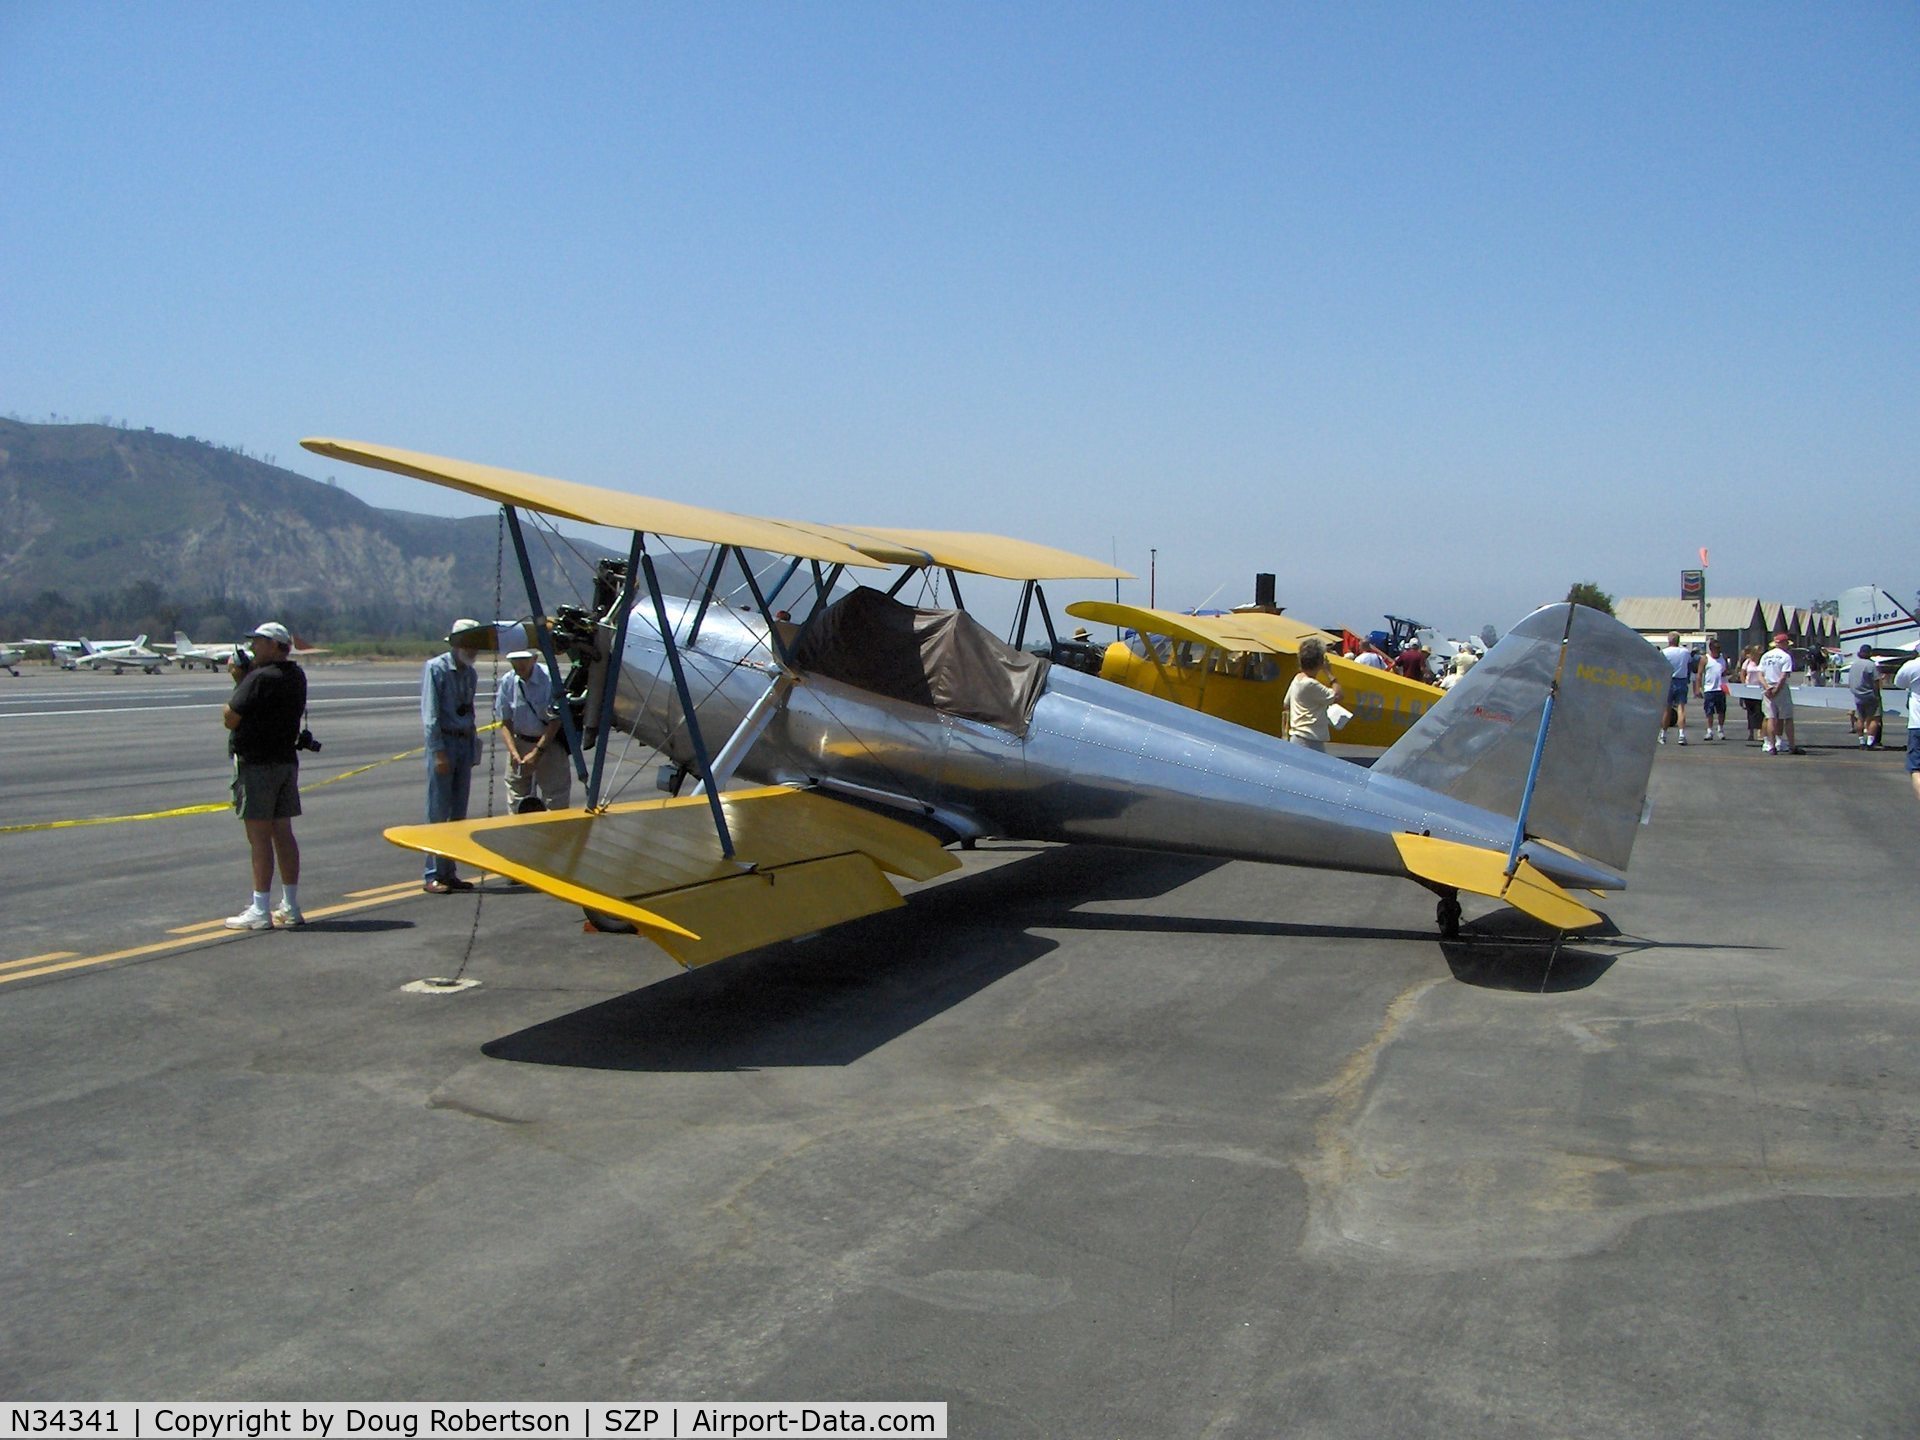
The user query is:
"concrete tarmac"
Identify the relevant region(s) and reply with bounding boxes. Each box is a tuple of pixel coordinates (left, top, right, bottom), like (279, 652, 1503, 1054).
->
(2, 662, 1916, 1436)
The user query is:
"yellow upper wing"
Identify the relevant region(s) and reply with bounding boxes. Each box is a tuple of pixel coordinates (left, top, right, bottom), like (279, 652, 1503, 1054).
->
(303, 438, 926, 568)
(302, 438, 1128, 579)
(857, 529, 1131, 581)
(385, 786, 960, 968)
(1064, 601, 1330, 654)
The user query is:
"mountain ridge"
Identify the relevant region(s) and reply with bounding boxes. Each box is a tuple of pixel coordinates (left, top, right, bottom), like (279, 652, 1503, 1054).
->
(0, 419, 601, 636)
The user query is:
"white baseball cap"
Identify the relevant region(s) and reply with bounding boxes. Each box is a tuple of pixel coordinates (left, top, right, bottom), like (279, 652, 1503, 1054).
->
(251, 622, 292, 645)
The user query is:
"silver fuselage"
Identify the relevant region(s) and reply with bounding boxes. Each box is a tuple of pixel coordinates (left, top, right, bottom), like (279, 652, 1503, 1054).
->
(604, 601, 1620, 890)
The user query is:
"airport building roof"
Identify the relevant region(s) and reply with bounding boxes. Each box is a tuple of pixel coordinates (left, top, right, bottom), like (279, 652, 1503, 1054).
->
(1614, 596, 1838, 643)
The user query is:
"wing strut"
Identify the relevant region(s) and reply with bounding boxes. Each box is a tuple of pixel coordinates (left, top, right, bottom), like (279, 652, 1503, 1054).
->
(504, 506, 588, 783)
(682, 545, 731, 651)
(637, 544, 736, 857)
(1032, 584, 1060, 646)
(1011, 579, 1035, 648)
(732, 546, 796, 670)
(586, 530, 646, 810)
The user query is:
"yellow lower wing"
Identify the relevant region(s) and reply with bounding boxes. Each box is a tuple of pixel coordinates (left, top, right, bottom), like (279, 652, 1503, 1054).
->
(386, 786, 960, 967)
(1392, 833, 1603, 932)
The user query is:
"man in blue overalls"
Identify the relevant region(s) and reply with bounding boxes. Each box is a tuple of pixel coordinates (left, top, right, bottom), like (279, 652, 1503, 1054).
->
(420, 617, 484, 892)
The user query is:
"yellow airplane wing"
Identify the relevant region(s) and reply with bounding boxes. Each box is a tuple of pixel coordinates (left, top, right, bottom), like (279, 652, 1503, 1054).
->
(1064, 601, 1328, 654)
(301, 438, 929, 568)
(1392, 833, 1602, 932)
(856, 529, 1132, 581)
(301, 439, 1129, 580)
(386, 786, 961, 967)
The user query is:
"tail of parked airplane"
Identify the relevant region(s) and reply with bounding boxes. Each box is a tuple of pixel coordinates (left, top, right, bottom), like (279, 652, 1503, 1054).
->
(1837, 586, 1920, 656)
(174, 630, 194, 650)
(1372, 603, 1666, 873)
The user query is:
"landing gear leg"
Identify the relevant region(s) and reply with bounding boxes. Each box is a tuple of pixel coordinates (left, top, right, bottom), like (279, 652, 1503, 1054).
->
(1436, 891, 1462, 940)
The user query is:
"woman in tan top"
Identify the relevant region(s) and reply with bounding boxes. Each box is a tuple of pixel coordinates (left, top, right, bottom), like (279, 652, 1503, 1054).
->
(1284, 637, 1344, 751)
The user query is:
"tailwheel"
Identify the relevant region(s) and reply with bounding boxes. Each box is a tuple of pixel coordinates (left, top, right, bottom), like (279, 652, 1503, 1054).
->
(1436, 892, 1462, 940)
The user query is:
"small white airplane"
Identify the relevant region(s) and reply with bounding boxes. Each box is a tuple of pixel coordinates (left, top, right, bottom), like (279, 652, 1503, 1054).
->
(71, 635, 171, 674)
(0, 644, 23, 676)
(163, 631, 240, 671)
(1836, 585, 1920, 662)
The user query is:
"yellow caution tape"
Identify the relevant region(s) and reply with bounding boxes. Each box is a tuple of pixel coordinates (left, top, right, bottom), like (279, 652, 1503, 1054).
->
(0, 724, 501, 834)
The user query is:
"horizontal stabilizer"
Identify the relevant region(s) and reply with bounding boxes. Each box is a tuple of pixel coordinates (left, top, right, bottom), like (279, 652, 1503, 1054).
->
(1393, 832, 1603, 932)
(385, 786, 960, 967)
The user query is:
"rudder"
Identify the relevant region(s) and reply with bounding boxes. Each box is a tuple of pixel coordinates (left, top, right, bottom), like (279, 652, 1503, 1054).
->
(1372, 603, 1665, 871)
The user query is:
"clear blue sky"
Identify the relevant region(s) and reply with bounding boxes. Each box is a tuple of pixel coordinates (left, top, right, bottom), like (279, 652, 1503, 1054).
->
(4, 2, 1914, 637)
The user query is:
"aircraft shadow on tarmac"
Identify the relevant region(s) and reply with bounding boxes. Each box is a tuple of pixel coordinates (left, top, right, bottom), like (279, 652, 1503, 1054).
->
(482, 845, 1223, 1072)
(480, 844, 1682, 1069)
(1441, 910, 1621, 993)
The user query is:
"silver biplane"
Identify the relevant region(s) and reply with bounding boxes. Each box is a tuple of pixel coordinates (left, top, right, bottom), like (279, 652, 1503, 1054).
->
(304, 438, 1667, 959)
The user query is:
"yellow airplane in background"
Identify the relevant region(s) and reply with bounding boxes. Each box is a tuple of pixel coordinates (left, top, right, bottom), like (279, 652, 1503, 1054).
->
(1065, 601, 1445, 750)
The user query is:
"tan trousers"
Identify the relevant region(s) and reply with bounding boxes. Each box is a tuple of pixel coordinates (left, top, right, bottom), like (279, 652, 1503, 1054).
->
(506, 742, 573, 811)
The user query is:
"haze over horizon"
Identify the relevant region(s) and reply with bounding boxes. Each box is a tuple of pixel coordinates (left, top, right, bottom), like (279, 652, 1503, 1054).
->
(4, 3, 1913, 639)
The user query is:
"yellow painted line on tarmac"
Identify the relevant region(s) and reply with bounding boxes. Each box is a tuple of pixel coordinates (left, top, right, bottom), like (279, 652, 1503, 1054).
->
(0, 935, 233, 986)
(345, 880, 431, 899)
(0, 951, 78, 974)
(0, 882, 484, 989)
(0, 726, 501, 836)
(167, 917, 235, 935)
(167, 881, 422, 933)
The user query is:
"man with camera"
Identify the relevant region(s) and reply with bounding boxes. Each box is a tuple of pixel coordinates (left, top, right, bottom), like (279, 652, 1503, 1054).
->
(421, 618, 485, 892)
(222, 621, 309, 930)
(495, 648, 572, 813)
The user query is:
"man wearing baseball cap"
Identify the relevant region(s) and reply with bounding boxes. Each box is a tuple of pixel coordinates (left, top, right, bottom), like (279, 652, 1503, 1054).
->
(221, 621, 308, 929)
(495, 648, 572, 812)
(1757, 631, 1803, 756)
(420, 618, 485, 891)
(1845, 643, 1884, 749)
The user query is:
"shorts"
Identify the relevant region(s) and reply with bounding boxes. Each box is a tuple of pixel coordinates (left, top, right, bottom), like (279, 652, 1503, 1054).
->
(1763, 688, 1793, 721)
(1909, 728, 1920, 775)
(233, 760, 301, 820)
(1702, 691, 1727, 719)
(1855, 694, 1881, 720)
(1667, 677, 1689, 707)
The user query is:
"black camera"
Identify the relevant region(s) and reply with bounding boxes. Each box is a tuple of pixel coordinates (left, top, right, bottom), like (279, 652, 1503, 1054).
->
(296, 728, 322, 753)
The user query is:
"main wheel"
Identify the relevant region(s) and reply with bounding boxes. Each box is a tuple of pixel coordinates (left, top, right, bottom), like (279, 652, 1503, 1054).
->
(1436, 895, 1462, 940)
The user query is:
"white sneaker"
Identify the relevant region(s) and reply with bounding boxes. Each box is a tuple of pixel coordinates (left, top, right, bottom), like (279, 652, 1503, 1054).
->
(225, 906, 272, 931)
(1658, 733, 1666, 745)
(272, 903, 307, 928)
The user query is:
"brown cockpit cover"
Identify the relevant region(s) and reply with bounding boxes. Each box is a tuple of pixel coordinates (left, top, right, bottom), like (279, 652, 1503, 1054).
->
(792, 586, 1051, 734)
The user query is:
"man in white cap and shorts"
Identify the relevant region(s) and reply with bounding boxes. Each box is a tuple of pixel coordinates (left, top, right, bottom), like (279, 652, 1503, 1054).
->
(1758, 631, 1803, 755)
(222, 621, 307, 928)
(495, 647, 572, 812)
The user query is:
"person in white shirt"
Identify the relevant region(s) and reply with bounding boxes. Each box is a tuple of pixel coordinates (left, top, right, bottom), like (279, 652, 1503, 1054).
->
(1694, 637, 1730, 742)
(1352, 641, 1389, 671)
(494, 649, 573, 811)
(1894, 654, 1920, 804)
(1659, 632, 1694, 745)
(1757, 632, 1802, 755)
